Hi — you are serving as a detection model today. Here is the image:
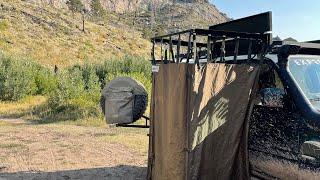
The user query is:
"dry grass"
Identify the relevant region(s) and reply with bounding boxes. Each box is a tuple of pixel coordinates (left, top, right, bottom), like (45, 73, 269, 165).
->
(0, 96, 46, 118)
(0, 124, 148, 174)
(0, 0, 150, 67)
(0, 96, 104, 126)
(0, 96, 149, 179)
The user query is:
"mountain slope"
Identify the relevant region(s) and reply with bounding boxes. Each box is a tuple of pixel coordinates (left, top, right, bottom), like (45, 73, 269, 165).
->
(0, 0, 228, 67)
(0, 0, 150, 67)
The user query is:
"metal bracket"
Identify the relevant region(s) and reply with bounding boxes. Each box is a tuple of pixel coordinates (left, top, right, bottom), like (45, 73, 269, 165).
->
(116, 115, 150, 128)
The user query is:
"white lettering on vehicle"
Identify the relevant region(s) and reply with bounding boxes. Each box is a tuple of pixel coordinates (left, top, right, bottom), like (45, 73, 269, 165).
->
(292, 59, 320, 66)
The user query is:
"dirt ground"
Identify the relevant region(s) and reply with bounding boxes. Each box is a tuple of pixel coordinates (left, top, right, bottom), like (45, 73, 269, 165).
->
(0, 120, 149, 180)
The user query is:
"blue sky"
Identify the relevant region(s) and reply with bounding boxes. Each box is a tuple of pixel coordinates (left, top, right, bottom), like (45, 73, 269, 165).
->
(210, 0, 320, 42)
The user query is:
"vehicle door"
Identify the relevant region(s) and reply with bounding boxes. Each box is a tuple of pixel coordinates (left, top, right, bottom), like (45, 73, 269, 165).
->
(287, 56, 320, 178)
(248, 64, 300, 179)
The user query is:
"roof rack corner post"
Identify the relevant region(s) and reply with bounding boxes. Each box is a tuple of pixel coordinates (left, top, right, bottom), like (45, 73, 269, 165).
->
(212, 37, 217, 63)
(220, 35, 226, 62)
(233, 36, 240, 63)
(164, 48, 168, 64)
(247, 39, 253, 63)
(186, 30, 193, 64)
(193, 32, 199, 68)
(160, 38, 163, 61)
(169, 36, 175, 63)
(207, 34, 212, 62)
(151, 38, 156, 65)
(258, 41, 268, 65)
(176, 34, 181, 64)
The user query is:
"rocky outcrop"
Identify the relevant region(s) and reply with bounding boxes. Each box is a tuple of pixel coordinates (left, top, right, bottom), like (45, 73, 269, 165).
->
(23, 0, 228, 34)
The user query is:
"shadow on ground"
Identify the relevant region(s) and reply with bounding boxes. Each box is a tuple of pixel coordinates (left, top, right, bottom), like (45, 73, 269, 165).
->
(0, 165, 147, 180)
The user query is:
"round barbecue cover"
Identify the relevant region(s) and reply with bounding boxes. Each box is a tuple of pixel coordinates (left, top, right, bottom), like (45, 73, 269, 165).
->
(100, 77, 148, 124)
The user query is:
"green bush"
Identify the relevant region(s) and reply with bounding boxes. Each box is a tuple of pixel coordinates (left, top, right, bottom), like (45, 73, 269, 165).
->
(34, 68, 58, 95)
(0, 56, 37, 101)
(0, 53, 151, 123)
(90, 0, 105, 17)
(46, 66, 101, 120)
(0, 53, 58, 101)
(45, 56, 151, 121)
(95, 56, 151, 87)
(66, 0, 84, 13)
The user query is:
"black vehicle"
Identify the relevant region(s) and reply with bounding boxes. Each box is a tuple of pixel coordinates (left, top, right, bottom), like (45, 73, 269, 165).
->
(149, 12, 320, 179)
(101, 12, 320, 179)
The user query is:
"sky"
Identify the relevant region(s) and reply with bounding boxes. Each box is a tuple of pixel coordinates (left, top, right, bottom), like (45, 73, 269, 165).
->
(210, 0, 320, 42)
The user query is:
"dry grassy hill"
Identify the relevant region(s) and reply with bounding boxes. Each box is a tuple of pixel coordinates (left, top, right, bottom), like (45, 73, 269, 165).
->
(0, 0, 151, 67)
(0, 0, 228, 67)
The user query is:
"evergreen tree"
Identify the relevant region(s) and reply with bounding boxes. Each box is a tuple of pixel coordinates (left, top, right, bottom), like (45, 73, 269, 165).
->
(90, 0, 105, 16)
(66, 0, 84, 13)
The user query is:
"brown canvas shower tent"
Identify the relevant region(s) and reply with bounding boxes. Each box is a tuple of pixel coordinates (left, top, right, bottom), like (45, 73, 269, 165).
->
(147, 12, 272, 180)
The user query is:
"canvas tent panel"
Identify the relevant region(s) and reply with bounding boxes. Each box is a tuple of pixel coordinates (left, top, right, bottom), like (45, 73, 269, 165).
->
(187, 64, 259, 180)
(148, 63, 259, 180)
(150, 64, 190, 180)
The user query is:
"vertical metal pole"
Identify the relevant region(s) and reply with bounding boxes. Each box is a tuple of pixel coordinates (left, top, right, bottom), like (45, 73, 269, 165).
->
(258, 41, 267, 65)
(164, 48, 168, 64)
(247, 39, 253, 63)
(233, 37, 240, 64)
(212, 38, 217, 63)
(186, 31, 192, 63)
(152, 39, 156, 65)
(160, 38, 163, 61)
(207, 34, 212, 62)
(220, 36, 226, 62)
(169, 36, 175, 62)
(177, 34, 181, 63)
(193, 33, 199, 68)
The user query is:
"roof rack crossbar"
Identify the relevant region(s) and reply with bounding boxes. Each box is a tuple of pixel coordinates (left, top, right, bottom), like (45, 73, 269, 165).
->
(152, 29, 266, 42)
(154, 36, 264, 48)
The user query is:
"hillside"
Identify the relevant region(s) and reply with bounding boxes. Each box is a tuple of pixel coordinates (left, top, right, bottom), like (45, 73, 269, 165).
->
(0, 0, 228, 67)
(0, 0, 151, 67)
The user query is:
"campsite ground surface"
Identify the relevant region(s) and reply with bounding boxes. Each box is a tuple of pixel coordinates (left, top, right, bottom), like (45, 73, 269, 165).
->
(0, 97, 148, 180)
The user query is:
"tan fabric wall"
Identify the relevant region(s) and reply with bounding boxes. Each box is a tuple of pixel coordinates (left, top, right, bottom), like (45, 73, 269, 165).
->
(187, 64, 259, 180)
(148, 63, 259, 180)
(150, 64, 190, 180)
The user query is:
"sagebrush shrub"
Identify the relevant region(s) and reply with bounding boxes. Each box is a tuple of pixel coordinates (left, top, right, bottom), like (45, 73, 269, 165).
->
(47, 67, 101, 120)
(0, 52, 151, 122)
(0, 57, 37, 101)
(34, 68, 58, 95)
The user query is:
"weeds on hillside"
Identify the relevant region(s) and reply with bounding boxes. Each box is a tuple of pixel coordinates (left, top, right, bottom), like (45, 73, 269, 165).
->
(0, 52, 151, 123)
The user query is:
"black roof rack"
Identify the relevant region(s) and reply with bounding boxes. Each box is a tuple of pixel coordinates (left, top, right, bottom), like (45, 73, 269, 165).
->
(210, 12, 272, 46)
(151, 28, 269, 65)
(272, 41, 320, 56)
(150, 12, 320, 66)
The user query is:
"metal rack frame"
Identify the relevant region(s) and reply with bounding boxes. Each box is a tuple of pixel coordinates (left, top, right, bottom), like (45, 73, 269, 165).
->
(151, 28, 270, 67)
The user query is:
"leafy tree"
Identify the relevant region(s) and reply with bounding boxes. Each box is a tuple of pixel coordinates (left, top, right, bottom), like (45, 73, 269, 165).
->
(90, 0, 105, 16)
(66, 0, 84, 13)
